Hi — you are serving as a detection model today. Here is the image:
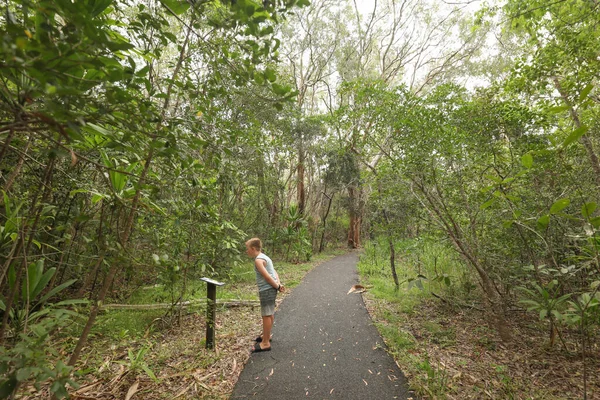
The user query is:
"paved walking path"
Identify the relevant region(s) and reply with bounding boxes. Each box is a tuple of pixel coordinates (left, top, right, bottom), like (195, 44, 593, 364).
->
(231, 253, 414, 399)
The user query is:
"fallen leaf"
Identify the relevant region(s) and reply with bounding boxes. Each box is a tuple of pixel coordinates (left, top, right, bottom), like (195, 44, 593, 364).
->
(124, 381, 139, 400)
(174, 383, 193, 398)
(347, 284, 366, 294)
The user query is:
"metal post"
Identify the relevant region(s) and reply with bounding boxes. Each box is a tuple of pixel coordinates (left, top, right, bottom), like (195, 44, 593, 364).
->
(201, 277, 225, 350)
(206, 282, 216, 349)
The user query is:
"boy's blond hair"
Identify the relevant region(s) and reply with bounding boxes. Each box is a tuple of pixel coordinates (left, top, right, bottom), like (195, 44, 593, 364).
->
(245, 238, 262, 251)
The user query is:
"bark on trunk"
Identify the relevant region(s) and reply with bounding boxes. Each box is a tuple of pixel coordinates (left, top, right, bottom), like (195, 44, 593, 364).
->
(318, 192, 334, 253)
(388, 238, 399, 289)
(382, 208, 400, 289)
(68, 260, 119, 366)
(347, 186, 362, 248)
(298, 145, 305, 216)
(76, 255, 105, 298)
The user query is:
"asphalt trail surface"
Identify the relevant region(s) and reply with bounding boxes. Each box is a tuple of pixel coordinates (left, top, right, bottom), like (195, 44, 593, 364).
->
(231, 252, 414, 399)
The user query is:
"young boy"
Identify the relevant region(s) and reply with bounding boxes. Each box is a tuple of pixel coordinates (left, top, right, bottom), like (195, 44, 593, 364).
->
(245, 238, 284, 352)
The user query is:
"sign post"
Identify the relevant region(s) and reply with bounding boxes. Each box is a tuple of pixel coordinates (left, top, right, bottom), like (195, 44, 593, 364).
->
(200, 277, 225, 349)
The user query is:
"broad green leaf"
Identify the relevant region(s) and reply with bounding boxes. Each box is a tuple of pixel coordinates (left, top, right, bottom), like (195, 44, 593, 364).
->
(22, 260, 44, 301)
(550, 198, 570, 214)
(548, 105, 569, 113)
(272, 83, 290, 96)
(91, 193, 108, 204)
(31, 267, 56, 300)
(86, 123, 111, 137)
(90, 0, 113, 17)
(38, 279, 77, 305)
(160, 0, 190, 15)
(2, 190, 10, 216)
(551, 310, 563, 321)
(136, 65, 150, 76)
(521, 153, 533, 168)
(537, 214, 550, 230)
(590, 216, 600, 228)
(579, 84, 594, 102)
(563, 126, 588, 148)
(582, 202, 596, 219)
(142, 365, 159, 383)
(480, 199, 494, 210)
(16, 368, 32, 382)
(264, 67, 277, 82)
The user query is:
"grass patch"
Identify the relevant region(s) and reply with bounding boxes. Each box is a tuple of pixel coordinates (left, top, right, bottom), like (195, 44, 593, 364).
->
(92, 309, 166, 340)
(376, 323, 416, 352)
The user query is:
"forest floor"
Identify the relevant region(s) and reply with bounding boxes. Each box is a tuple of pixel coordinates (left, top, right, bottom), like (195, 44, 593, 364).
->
(16, 247, 599, 399)
(17, 249, 346, 399)
(361, 286, 600, 400)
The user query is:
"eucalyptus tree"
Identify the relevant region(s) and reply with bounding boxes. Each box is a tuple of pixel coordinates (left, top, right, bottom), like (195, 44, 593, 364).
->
(277, 0, 351, 221)
(341, 0, 491, 91)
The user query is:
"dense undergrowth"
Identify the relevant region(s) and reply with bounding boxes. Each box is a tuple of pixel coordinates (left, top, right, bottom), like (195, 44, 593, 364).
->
(358, 237, 600, 400)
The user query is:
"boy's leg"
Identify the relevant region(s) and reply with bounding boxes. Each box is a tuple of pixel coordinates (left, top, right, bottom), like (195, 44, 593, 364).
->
(260, 314, 273, 348)
(257, 288, 277, 349)
(258, 316, 274, 341)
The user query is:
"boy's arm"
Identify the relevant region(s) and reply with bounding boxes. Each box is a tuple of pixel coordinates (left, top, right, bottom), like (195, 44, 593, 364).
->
(255, 259, 281, 289)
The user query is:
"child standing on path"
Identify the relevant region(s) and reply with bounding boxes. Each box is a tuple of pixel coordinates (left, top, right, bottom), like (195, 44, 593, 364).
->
(245, 238, 284, 352)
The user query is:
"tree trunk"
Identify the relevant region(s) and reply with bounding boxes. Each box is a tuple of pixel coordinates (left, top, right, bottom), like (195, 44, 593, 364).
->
(382, 207, 400, 289)
(388, 238, 399, 289)
(347, 186, 362, 248)
(68, 259, 119, 366)
(76, 254, 105, 298)
(297, 143, 306, 215)
(319, 192, 334, 253)
(257, 156, 273, 221)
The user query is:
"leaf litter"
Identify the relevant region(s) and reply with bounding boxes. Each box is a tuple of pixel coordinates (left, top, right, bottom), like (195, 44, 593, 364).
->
(362, 293, 600, 399)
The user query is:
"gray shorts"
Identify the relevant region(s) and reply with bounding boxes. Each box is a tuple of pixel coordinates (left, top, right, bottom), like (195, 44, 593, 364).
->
(259, 288, 277, 316)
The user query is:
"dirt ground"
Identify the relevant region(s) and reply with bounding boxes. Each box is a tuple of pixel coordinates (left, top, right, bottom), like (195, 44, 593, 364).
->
(363, 295, 600, 400)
